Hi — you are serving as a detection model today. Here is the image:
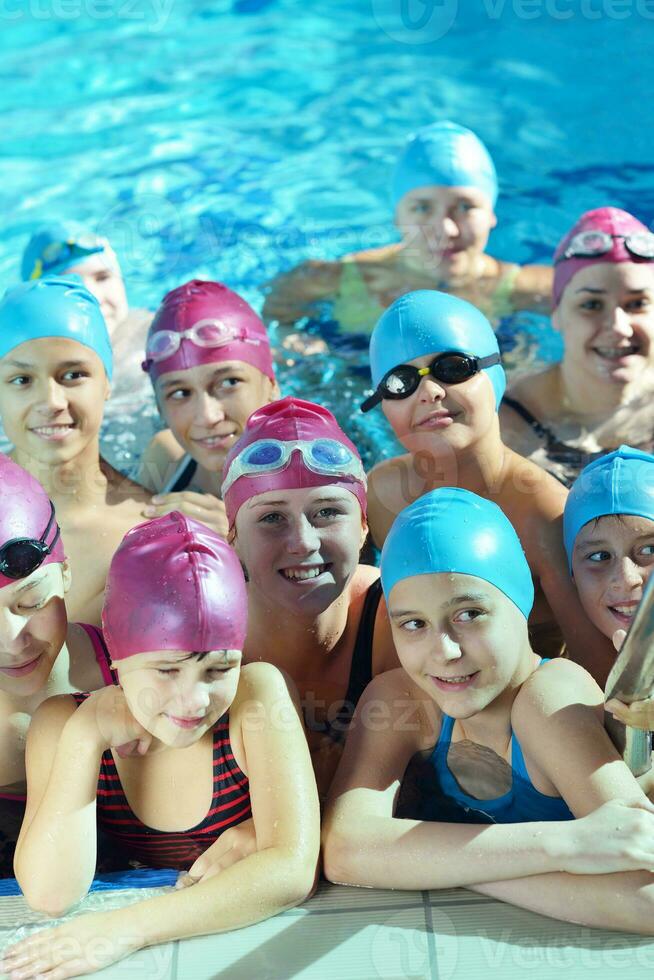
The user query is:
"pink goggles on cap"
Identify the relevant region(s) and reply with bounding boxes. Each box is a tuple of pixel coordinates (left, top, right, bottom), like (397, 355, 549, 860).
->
(142, 318, 263, 371)
(555, 230, 654, 264)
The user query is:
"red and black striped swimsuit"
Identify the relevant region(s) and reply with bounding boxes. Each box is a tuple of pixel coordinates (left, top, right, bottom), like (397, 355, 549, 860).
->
(72, 694, 252, 870)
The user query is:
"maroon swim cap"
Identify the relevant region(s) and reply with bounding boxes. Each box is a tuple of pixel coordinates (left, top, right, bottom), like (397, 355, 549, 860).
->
(144, 279, 275, 382)
(102, 512, 247, 661)
(553, 207, 653, 309)
(222, 397, 367, 527)
(0, 454, 65, 589)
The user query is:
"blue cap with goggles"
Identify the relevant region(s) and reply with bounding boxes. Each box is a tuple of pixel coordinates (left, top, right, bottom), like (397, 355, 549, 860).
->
(21, 221, 106, 282)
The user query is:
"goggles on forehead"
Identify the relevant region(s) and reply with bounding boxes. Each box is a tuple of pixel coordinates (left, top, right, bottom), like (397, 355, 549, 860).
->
(28, 235, 105, 280)
(0, 502, 61, 581)
(555, 230, 654, 264)
(361, 351, 501, 413)
(222, 438, 366, 496)
(142, 319, 262, 370)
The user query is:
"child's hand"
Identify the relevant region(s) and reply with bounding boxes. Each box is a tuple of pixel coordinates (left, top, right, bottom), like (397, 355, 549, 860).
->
(80, 687, 152, 757)
(605, 696, 654, 732)
(143, 492, 228, 539)
(560, 798, 654, 874)
(175, 817, 257, 889)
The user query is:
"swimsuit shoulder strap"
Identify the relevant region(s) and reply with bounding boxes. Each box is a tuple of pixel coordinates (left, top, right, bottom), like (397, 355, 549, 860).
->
(343, 578, 383, 708)
(77, 623, 117, 686)
(161, 454, 198, 493)
(502, 395, 560, 445)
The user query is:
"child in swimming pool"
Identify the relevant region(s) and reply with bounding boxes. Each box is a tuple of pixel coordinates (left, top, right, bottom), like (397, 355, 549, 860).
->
(0, 277, 151, 625)
(7, 512, 319, 978)
(138, 280, 280, 538)
(500, 208, 654, 486)
(362, 288, 614, 676)
(263, 122, 551, 334)
(0, 453, 114, 873)
(563, 446, 654, 730)
(323, 487, 654, 933)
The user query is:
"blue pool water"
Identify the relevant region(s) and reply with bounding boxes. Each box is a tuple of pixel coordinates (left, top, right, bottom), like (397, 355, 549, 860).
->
(1, 0, 652, 471)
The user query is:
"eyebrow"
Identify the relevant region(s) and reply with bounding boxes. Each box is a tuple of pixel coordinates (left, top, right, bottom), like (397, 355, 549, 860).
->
(159, 364, 246, 390)
(575, 287, 651, 295)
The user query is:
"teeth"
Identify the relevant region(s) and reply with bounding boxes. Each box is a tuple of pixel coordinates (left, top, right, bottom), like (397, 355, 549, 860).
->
(283, 566, 325, 581)
(594, 347, 639, 359)
(437, 674, 473, 684)
(612, 605, 637, 616)
(32, 425, 74, 435)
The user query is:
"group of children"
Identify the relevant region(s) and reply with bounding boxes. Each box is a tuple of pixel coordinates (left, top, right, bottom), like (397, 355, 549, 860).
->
(1, 118, 654, 976)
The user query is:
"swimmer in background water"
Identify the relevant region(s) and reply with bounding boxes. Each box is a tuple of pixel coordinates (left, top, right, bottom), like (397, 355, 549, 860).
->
(7, 513, 318, 978)
(362, 289, 614, 671)
(0, 454, 113, 873)
(138, 280, 279, 538)
(0, 277, 150, 626)
(500, 208, 654, 486)
(564, 446, 654, 695)
(263, 121, 552, 335)
(21, 221, 152, 389)
(322, 487, 654, 934)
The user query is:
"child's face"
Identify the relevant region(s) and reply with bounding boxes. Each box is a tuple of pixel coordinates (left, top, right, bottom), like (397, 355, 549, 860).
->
(388, 572, 533, 719)
(571, 514, 654, 639)
(117, 649, 242, 747)
(0, 563, 69, 696)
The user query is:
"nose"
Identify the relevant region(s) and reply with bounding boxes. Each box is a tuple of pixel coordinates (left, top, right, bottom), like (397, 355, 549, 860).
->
(417, 372, 446, 402)
(441, 215, 459, 238)
(437, 631, 464, 663)
(176, 682, 211, 717)
(36, 378, 68, 415)
(609, 305, 635, 339)
(611, 556, 644, 592)
(286, 515, 321, 556)
(196, 392, 226, 427)
(0, 608, 28, 656)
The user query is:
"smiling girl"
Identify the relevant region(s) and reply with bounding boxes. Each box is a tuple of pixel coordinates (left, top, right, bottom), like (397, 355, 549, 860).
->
(323, 487, 654, 933)
(501, 208, 654, 485)
(0, 276, 150, 625)
(223, 397, 399, 798)
(6, 512, 319, 978)
(138, 280, 279, 537)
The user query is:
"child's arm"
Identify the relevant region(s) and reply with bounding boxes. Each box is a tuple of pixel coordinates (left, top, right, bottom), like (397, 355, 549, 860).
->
(3, 663, 319, 979)
(15, 688, 151, 916)
(322, 670, 654, 892)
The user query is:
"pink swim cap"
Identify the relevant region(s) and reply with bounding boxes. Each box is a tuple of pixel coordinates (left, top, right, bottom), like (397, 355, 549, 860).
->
(144, 279, 275, 383)
(102, 512, 247, 661)
(0, 454, 65, 589)
(223, 397, 367, 527)
(553, 207, 653, 308)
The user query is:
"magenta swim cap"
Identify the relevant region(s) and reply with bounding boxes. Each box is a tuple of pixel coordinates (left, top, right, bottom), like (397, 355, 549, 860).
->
(223, 397, 367, 527)
(144, 279, 275, 383)
(553, 207, 653, 309)
(102, 512, 247, 661)
(0, 454, 65, 590)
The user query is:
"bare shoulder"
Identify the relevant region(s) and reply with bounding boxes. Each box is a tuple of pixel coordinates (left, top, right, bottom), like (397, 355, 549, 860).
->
(367, 453, 422, 546)
(501, 448, 566, 531)
(138, 429, 185, 491)
(263, 259, 342, 320)
(102, 459, 152, 507)
(511, 263, 554, 313)
(235, 661, 293, 703)
(30, 694, 79, 738)
(343, 244, 401, 265)
(513, 658, 603, 723)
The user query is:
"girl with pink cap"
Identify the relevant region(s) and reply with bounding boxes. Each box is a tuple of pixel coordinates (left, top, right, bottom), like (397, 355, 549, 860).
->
(501, 207, 654, 485)
(7, 512, 319, 976)
(223, 397, 399, 799)
(0, 453, 115, 874)
(138, 280, 280, 538)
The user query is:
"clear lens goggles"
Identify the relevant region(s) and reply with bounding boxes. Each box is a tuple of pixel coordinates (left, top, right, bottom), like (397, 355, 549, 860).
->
(143, 319, 261, 369)
(222, 438, 366, 495)
(555, 230, 654, 263)
(361, 351, 501, 413)
(0, 502, 61, 581)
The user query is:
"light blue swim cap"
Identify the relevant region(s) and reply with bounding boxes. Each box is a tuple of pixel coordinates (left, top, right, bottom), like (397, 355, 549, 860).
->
(369, 290, 505, 408)
(381, 487, 534, 620)
(563, 446, 654, 569)
(21, 221, 106, 281)
(392, 122, 498, 211)
(0, 276, 112, 380)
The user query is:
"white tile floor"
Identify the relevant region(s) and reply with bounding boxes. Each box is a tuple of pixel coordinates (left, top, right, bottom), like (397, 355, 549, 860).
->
(2, 880, 654, 980)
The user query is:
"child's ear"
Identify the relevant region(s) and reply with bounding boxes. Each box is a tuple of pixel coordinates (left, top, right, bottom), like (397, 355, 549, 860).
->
(61, 560, 72, 594)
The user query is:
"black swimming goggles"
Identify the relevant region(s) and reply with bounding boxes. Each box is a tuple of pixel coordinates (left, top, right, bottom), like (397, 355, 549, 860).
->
(555, 230, 654, 263)
(360, 351, 501, 413)
(0, 502, 61, 581)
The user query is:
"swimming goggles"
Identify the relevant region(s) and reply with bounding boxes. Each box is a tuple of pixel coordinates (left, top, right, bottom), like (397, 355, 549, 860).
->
(555, 230, 654, 263)
(143, 319, 262, 369)
(0, 502, 61, 581)
(361, 351, 501, 413)
(28, 235, 105, 280)
(222, 438, 367, 494)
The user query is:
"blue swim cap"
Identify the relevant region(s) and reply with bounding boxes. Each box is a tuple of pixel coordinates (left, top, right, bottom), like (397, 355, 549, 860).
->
(0, 277, 112, 380)
(563, 446, 654, 569)
(369, 290, 505, 408)
(381, 487, 534, 620)
(21, 221, 106, 281)
(392, 122, 498, 211)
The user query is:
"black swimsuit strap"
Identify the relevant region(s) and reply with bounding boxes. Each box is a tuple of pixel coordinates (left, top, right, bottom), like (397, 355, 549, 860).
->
(502, 396, 558, 444)
(170, 456, 198, 492)
(343, 578, 383, 708)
